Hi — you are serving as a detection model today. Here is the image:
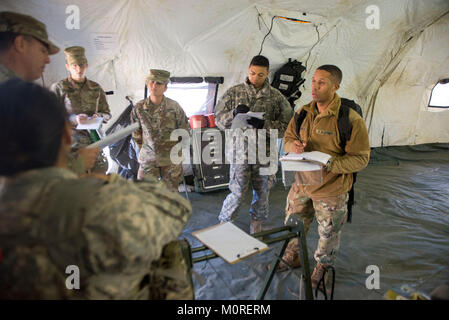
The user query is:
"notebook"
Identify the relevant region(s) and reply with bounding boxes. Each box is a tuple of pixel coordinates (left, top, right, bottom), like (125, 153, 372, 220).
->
(280, 151, 331, 171)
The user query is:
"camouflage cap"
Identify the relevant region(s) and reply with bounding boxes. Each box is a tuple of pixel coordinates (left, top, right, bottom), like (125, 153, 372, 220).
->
(0, 11, 59, 55)
(146, 69, 170, 84)
(64, 46, 87, 65)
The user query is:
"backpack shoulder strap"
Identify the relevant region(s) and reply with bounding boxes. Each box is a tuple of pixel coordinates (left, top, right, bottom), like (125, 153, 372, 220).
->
(337, 104, 352, 151)
(294, 108, 308, 137)
(337, 102, 355, 223)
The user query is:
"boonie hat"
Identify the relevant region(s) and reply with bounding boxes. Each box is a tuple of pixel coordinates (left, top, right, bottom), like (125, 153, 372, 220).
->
(0, 11, 59, 55)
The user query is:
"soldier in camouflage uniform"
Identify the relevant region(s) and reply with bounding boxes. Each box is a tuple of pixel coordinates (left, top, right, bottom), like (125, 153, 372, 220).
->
(215, 55, 293, 234)
(0, 11, 58, 84)
(0, 12, 98, 174)
(131, 69, 189, 192)
(50, 46, 111, 174)
(0, 80, 193, 299)
(280, 65, 370, 292)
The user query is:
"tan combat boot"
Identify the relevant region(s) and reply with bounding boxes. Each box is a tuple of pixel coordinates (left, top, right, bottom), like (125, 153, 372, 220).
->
(250, 219, 262, 235)
(267, 241, 301, 272)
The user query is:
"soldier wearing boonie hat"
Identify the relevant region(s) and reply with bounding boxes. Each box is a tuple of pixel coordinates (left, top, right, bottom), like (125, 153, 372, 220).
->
(50, 45, 112, 174)
(0, 11, 59, 83)
(131, 69, 189, 192)
(0, 12, 99, 176)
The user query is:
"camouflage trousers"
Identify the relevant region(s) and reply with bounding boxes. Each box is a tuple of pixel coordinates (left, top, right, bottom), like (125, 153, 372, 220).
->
(218, 163, 276, 223)
(138, 163, 182, 193)
(285, 185, 348, 267)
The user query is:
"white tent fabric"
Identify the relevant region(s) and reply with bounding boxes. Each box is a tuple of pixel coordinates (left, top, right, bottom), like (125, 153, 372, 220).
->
(1, 0, 448, 147)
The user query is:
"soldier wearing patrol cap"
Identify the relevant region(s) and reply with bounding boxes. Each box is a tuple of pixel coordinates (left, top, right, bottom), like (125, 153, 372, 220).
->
(0, 11, 59, 83)
(130, 69, 189, 192)
(0, 12, 99, 174)
(50, 46, 112, 174)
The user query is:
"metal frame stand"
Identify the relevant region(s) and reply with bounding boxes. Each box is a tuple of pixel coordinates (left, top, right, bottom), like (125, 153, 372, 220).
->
(190, 217, 313, 300)
(314, 266, 335, 300)
(181, 175, 189, 200)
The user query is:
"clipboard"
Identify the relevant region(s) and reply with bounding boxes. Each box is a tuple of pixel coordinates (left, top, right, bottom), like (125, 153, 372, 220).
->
(192, 222, 268, 264)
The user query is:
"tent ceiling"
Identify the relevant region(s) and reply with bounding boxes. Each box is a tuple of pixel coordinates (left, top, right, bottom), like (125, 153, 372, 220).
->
(1, 0, 448, 146)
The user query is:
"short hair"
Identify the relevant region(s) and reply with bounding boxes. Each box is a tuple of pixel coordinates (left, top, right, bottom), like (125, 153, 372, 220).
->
(250, 55, 269, 70)
(0, 32, 19, 52)
(317, 65, 343, 85)
(0, 79, 68, 176)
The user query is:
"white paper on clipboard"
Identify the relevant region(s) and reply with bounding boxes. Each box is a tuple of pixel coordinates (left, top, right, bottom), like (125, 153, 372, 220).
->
(76, 117, 103, 130)
(192, 222, 268, 264)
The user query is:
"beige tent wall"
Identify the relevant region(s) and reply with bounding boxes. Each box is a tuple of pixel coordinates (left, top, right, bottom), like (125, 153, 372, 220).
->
(1, 0, 448, 147)
(368, 12, 449, 146)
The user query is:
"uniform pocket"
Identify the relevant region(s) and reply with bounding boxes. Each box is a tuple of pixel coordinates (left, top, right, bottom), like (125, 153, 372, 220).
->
(330, 193, 348, 229)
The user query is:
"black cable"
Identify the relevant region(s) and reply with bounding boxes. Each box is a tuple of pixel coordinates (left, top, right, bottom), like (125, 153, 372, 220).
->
(304, 24, 320, 70)
(314, 265, 336, 300)
(258, 15, 276, 55)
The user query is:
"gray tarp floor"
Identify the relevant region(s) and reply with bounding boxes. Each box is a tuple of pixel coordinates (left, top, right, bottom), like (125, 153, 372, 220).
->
(179, 144, 449, 300)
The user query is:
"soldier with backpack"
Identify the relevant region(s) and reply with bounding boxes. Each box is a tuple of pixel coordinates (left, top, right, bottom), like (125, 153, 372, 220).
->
(276, 65, 370, 293)
(215, 55, 293, 234)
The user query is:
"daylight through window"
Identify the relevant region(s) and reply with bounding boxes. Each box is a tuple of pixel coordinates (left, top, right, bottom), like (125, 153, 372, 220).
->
(428, 79, 449, 109)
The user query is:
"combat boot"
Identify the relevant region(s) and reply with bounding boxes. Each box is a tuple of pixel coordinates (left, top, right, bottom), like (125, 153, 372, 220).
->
(311, 263, 330, 292)
(267, 242, 301, 272)
(250, 219, 262, 235)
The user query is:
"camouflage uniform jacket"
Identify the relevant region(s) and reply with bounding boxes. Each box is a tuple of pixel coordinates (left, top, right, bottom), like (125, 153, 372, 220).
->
(50, 77, 111, 149)
(215, 78, 293, 163)
(0, 64, 18, 84)
(0, 167, 192, 299)
(131, 96, 189, 167)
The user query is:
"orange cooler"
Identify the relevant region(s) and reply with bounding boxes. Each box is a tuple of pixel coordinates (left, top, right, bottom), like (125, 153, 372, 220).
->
(189, 115, 206, 129)
(205, 114, 216, 128)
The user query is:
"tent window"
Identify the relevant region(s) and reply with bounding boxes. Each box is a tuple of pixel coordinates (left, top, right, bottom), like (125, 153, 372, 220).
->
(149, 77, 224, 117)
(165, 82, 213, 117)
(428, 79, 449, 109)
